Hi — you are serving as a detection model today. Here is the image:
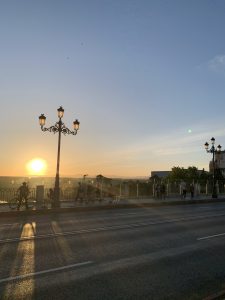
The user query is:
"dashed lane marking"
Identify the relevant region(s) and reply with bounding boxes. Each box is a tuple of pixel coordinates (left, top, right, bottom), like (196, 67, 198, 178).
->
(1, 212, 225, 244)
(197, 232, 225, 241)
(0, 261, 93, 284)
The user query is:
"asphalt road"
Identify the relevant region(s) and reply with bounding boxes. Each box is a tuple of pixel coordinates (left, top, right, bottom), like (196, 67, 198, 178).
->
(1, 203, 225, 299)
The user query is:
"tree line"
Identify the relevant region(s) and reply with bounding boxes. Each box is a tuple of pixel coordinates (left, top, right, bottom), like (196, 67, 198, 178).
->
(150, 166, 225, 185)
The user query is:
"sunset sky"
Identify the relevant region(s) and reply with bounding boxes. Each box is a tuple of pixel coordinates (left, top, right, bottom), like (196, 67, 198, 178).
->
(1, 0, 225, 178)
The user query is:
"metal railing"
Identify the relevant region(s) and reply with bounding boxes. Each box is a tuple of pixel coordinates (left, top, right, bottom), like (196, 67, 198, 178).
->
(1, 181, 225, 204)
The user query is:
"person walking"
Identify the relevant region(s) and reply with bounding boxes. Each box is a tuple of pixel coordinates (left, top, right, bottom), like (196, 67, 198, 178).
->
(17, 182, 29, 210)
(75, 182, 84, 203)
(160, 182, 166, 200)
(190, 183, 194, 199)
(47, 188, 54, 207)
(155, 183, 161, 199)
(180, 181, 187, 199)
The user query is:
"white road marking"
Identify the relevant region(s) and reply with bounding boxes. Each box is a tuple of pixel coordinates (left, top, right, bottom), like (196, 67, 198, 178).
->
(197, 232, 225, 241)
(0, 261, 93, 284)
(1, 212, 225, 244)
(0, 223, 20, 227)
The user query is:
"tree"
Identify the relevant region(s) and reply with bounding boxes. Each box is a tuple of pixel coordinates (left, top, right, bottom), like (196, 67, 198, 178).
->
(199, 168, 209, 184)
(186, 166, 199, 183)
(168, 166, 187, 183)
(168, 166, 202, 183)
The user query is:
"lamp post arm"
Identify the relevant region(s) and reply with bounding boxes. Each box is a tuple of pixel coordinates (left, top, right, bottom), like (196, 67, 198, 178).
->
(41, 122, 78, 135)
(40, 122, 60, 133)
(61, 126, 79, 135)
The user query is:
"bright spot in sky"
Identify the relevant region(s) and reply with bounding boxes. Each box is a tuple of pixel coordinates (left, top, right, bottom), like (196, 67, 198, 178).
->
(188, 129, 192, 133)
(26, 158, 47, 175)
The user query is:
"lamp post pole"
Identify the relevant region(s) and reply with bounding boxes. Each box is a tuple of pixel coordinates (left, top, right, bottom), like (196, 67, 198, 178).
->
(204, 137, 222, 199)
(54, 117, 62, 208)
(39, 106, 80, 208)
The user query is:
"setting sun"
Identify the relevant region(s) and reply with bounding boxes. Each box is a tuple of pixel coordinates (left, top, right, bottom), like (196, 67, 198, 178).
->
(26, 158, 47, 175)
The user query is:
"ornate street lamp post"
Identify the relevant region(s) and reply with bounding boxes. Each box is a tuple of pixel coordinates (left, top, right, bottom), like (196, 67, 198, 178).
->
(204, 137, 222, 198)
(39, 106, 80, 208)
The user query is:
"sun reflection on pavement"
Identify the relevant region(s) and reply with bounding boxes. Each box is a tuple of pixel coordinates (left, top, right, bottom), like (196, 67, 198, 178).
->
(2, 222, 35, 299)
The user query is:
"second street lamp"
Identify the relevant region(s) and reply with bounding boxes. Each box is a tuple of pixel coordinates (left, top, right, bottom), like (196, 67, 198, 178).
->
(204, 137, 222, 198)
(39, 106, 80, 208)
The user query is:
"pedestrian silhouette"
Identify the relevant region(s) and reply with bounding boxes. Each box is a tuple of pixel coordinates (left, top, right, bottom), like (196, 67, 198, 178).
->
(160, 183, 166, 200)
(190, 183, 194, 199)
(75, 182, 84, 202)
(17, 182, 29, 210)
(47, 188, 54, 207)
(180, 181, 187, 199)
(155, 183, 161, 199)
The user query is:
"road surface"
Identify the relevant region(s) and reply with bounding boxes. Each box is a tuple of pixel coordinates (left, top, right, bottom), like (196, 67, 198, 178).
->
(0, 203, 225, 299)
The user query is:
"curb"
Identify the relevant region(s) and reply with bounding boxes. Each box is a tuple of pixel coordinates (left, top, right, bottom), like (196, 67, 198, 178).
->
(0, 198, 225, 217)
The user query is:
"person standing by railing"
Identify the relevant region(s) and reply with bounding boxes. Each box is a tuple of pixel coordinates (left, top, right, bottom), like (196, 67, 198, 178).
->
(47, 188, 54, 208)
(190, 183, 194, 199)
(17, 182, 29, 210)
(180, 181, 187, 199)
(160, 182, 166, 200)
(75, 182, 84, 203)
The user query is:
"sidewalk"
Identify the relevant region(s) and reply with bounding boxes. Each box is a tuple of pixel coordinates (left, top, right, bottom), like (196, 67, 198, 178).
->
(1, 195, 225, 216)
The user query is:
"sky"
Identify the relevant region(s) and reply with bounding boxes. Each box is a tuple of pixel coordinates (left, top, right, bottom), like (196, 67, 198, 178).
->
(1, 0, 225, 178)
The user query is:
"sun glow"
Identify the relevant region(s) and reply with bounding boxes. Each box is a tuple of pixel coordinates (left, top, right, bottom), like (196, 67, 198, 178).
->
(26, 158, 47, 175)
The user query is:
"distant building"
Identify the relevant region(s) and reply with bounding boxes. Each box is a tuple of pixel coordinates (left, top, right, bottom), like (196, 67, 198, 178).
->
(150, 171, 170, 178)
(210, 150, 225, 176)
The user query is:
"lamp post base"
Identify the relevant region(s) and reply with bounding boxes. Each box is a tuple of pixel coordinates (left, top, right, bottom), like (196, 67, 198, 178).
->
(212, 184, 218, 199)
(53, 173, 61, 208)
(53, 187, 61, 208)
